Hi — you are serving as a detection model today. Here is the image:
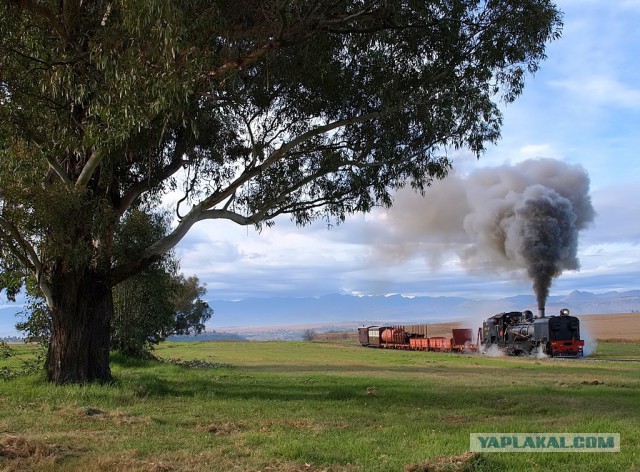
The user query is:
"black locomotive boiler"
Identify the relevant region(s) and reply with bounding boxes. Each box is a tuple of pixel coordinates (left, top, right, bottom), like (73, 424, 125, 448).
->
(481, 307, 584, 357)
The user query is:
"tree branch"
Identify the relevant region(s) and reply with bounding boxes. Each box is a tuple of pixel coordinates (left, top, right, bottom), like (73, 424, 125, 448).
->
(117, 157, 190, 217)
(0, 230, 34, 271)
(45, 156, 72, 185)
(75, 148, 105, 189)
(201, 5, 399, 84)
(204, 40, 283, 81)
(0, 220, 53, 305)
(195, 109, 388, 212)
(111, 108, 394, 283)
(110, 209, 200, 285)
(11, 0, 70, 43)
(0, 216, 40, 271)
(199, 208, 254, 225)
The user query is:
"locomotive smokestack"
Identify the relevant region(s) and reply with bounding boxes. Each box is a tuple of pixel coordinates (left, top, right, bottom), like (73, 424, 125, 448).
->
(539, 306, 546, 318)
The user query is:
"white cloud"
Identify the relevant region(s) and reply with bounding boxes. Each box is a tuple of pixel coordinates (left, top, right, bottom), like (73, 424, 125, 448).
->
(550, 77, 640, 110)
(518, 144, 552, 158)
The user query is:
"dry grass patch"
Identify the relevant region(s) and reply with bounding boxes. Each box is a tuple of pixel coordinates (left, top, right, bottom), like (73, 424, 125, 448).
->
(597, 338, 640, 343)
(0, 433, 79, 470)
(65, 406, 152, 426)
(205, 421, 241, 435)
(82, 449, 352, 472)
(258, 418, 340, 434)
(1, 434, 53, 460)
(439, 414, 470, 424)
(404, 452, 482, 472)
(258, 459, 359, 472)
(78, 452, 176, 472)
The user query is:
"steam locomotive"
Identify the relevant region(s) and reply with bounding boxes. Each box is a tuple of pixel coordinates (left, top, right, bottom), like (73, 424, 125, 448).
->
(358, 307, 584, 358)
(480, 308, 584, 357)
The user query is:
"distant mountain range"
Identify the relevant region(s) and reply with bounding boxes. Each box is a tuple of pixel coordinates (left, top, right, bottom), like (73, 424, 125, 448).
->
(2, 289, 639, 339)
(206, 290, 640, 329)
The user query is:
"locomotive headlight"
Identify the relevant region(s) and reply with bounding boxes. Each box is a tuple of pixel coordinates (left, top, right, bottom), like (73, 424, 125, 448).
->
(560, 308, 570, 316)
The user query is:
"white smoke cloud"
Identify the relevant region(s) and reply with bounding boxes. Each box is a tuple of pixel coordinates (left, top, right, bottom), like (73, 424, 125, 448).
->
(374, 158, 596, 305)
(580, 324, 598, 357)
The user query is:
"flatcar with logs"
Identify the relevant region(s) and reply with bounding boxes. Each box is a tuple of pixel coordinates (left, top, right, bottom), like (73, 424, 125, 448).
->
(480, 307, 584, 357)
(358, 307, 584, 357)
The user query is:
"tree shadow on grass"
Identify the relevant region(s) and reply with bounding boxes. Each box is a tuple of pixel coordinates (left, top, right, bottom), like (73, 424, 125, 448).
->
(111, 363, 640, 425)
(109, 352, 640, 422)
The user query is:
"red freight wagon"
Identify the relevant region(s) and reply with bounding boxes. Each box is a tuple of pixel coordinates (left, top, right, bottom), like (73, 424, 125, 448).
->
(409, 337, 429, 350)
(428, 336, 452, 352)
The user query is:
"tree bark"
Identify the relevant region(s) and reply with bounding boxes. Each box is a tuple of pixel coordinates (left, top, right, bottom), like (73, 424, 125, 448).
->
(45, 269, 113, 384)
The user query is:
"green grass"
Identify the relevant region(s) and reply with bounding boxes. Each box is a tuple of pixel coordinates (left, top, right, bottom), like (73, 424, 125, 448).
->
(0, 340, 638, 471)
(589, 340, 640, 360)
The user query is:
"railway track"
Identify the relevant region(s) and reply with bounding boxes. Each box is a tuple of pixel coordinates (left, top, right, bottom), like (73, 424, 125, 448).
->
(556, 357, 640, 364)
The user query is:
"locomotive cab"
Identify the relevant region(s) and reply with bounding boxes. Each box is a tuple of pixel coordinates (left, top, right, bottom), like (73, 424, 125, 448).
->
(482, 311, 524, 346)
(545, 313, 583, 357)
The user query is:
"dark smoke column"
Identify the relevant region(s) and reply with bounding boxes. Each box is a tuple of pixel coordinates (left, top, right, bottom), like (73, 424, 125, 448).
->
(460, 159, 595, 302)
(514, 185, 580, 310)
(375, 158, 596, 299)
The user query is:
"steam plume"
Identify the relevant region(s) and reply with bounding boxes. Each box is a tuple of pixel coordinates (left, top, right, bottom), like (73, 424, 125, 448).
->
(376, 159, 595, 305)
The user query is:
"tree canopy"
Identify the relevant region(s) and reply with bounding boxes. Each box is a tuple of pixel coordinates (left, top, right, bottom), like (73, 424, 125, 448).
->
(0, 0, 562, 383)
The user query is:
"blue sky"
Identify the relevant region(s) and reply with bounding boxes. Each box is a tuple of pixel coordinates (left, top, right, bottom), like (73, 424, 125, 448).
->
(174, 0, 640, 302)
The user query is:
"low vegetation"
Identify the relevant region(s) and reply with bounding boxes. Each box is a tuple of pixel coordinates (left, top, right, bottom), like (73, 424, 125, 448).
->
(0, 340, 638, 471)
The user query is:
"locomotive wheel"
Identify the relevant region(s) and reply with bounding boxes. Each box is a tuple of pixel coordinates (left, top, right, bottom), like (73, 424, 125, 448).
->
(544, 341, 552, 357)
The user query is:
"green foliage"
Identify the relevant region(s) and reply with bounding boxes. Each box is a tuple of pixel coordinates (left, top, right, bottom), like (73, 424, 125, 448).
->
(112, 210, 178, 268)
(0, 342, 45, 381)
(0, 0, 563, 382)
(15, 278, 51, 346)
(0, 341, 12, 359)
(0, 271, 21, 301)
(0, 0, 564, 265)
(111, 210, 212, 357)
(111, 270, 176, 358)
(111, 272, 212, 357)
(15, 299, 51, 347)
(171, 274, 213, 336)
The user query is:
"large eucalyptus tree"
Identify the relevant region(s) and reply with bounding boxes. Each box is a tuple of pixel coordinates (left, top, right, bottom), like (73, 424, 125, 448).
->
(0, 0, 562, 383)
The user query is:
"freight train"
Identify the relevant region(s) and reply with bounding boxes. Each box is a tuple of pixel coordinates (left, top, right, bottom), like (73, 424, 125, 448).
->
(481, 308, 584, 357)
(358, 325, 478, 353)
(358, 307, 584, 357)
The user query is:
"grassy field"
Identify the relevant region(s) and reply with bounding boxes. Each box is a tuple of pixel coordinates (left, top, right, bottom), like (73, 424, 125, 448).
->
(1, 339, 639, 471)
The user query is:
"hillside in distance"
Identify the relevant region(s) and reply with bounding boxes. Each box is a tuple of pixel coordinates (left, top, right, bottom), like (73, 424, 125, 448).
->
(206, 290, 640, 329)
(2, 290, 639, 340)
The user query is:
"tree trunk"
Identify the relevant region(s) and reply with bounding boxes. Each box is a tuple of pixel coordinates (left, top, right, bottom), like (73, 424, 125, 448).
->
(46, 269, 113, 384)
